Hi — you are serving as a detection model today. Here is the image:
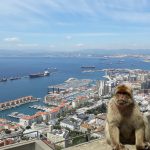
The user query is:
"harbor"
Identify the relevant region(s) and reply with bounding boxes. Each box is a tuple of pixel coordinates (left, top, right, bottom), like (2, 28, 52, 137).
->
(0, 56, 147, 123)
(0, 100, 45, 122)
(8, 112, 28, 119)
(0, 96, 38, 111)
(29, 105, 50, 111)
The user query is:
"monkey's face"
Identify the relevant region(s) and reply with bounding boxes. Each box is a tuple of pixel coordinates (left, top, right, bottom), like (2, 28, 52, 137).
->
(114, 84, 133, 107)
(115, 91, 133, 107)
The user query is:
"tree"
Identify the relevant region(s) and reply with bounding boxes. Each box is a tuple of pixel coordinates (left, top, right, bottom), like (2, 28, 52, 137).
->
(57, 113, 61, 118)
(26, 126, 31, 129)
(5, 129, 11, 134)
(53, 125, 61, 130)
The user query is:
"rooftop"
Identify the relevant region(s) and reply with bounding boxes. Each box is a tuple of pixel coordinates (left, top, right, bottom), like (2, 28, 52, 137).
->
(60, 119, 77, 126)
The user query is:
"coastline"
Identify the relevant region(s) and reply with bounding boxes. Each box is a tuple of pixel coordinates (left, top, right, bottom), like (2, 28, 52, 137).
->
(0, 56, 150, 122)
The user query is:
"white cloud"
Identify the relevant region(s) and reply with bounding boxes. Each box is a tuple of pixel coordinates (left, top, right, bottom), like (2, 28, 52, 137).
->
(49, 44, 55, 48)
(74, 32, 119, 36)
(65, 35, 72, 40)
(1, 0, 150, 29)
(76, 43, 84, 47)
(56, 22, 74, 26)
(132, 43, 137, 47)
(0, 0, 150, 51)
(17, 43, 38, 47)
(3, 37, 20, 43)
(95, 0, 150, 23)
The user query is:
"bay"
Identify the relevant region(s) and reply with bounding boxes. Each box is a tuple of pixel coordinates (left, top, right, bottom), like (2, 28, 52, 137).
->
(0, 56, 149, 121)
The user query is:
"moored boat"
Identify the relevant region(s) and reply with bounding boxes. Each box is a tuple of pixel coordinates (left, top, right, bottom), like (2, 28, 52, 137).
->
(9, 76, 21, 80)
(0, 78, 7, 82)
(29, 70, 49, 78)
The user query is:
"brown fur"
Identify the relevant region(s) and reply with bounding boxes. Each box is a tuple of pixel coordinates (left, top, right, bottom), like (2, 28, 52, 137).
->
(105, 84, 150, 150)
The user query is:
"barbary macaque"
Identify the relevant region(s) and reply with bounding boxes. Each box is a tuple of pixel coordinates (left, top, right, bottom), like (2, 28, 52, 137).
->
(105, 84, 150, 150)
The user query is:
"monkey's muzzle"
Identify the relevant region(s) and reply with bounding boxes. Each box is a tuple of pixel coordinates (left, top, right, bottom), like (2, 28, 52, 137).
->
(117, 100, 128, 105)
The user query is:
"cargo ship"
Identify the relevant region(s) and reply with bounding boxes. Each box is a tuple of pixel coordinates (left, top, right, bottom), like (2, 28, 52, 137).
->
(29, 70, 50, 78)
(81, 66, 95, 69)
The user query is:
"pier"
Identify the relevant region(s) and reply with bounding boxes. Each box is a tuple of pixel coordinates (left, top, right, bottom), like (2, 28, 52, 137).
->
(0, 96, 38, 111)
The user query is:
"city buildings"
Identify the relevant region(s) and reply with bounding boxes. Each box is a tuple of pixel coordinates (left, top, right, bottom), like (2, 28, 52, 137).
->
(2, 69, 150, 149)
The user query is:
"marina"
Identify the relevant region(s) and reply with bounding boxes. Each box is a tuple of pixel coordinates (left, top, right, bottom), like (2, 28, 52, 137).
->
(29, 105, 50, 111)
(0, 96, 38, 111)
(8, 112, 28, 119)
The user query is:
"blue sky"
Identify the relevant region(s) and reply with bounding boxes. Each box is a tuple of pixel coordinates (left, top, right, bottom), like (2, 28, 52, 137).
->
(0, 0, 150, 51)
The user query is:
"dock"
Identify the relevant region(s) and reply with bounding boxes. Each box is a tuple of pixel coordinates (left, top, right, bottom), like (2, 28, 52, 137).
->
(0, 96, 38, 111)
(29, 105, 49, 111)
(8, 112, 28, 119)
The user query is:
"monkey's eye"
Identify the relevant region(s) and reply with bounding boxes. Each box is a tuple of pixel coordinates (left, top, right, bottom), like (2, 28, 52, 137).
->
(117, 92, 129, 95)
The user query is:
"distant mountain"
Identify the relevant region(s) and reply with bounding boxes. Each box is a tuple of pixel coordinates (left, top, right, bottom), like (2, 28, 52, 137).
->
(1, 48, 150, 57)
(77, 49, 150, 55)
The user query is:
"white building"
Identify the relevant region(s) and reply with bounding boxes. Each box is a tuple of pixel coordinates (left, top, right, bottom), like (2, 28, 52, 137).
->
(72, 101, 77, 108)
(47, 129, 69, 148)
(97, 81, 109, 96)
(49, 108, 60, 119)
(19, 111, 50, 126)
(20, 116, 35, 126)
(60, 119, 78, 131)
(72, 96, 88, 108)
(23, 129, 40, 138)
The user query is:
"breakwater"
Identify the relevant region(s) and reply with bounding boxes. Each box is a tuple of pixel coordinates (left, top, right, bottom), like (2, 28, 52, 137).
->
(0, 96, 38, 111)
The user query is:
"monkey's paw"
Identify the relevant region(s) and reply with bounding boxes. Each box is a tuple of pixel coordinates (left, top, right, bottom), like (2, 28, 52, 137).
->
(112, 144, 129, 150)
(136, 142, 150, 150)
